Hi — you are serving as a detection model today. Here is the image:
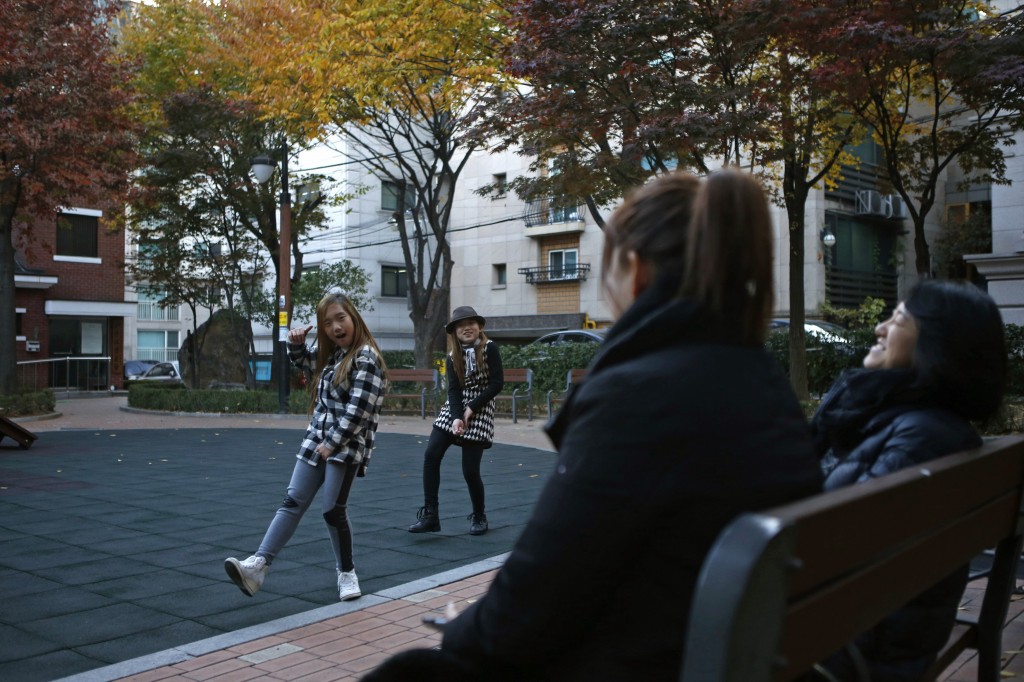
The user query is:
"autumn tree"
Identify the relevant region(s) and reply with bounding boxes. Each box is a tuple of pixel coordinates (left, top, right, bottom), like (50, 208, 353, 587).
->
(207, 0, 509, 367)
(0, 0, 137, 394)
(481, 0, 772, 226)
(814, 0, 1024, 275)
(119, 6, 352, 387)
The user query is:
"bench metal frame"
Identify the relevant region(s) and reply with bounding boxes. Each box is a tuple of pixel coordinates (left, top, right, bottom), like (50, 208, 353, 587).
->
(496, 368, 533, 423)
(545, 368, 588, 417)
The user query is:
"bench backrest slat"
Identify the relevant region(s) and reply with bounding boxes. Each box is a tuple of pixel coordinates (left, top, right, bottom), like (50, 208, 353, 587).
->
(387, 369, 438, 385)
(681, 434, 1024, 682)
(502, 368, 532, 386)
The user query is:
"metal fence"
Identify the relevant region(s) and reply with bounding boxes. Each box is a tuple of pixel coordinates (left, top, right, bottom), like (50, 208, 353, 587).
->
(16, 357, 112, 396)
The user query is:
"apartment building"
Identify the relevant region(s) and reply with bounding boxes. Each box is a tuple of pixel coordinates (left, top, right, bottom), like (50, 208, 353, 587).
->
(967, 129, 1024, 325)
(447, 149, 613, 342)
(14, 205, 135, 389)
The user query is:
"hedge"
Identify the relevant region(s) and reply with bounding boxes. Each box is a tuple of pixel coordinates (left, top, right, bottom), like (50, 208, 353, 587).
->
(0, 389, 56, 417)
(128, 383, 309, 414)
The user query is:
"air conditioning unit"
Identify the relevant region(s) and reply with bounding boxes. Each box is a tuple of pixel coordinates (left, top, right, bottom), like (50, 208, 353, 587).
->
(886, 195, 909, 220)
(855, 189, 887, 216)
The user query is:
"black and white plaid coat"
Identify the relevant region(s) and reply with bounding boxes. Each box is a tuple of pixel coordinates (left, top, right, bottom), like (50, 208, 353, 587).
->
(433, 340, 504, 447)
(289, 342, 386, 475)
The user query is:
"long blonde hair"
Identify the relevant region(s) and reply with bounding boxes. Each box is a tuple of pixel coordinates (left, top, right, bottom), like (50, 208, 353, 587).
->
(447, 328, 489, 386)
(308, 292, 387, 413)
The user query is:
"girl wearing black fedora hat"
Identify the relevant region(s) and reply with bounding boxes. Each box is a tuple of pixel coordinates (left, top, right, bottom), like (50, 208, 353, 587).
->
(408, 306, 504, 535)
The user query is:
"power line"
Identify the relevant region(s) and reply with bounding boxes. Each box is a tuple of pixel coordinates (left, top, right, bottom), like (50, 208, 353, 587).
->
(341, 213, 527, 251)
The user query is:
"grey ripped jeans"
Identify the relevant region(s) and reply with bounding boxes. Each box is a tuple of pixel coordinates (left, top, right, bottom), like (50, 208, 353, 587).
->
(257, 457, 358, 572)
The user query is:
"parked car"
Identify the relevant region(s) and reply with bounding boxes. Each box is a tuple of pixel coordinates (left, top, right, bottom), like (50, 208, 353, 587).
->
(769, 319, 849, 346)
(123, 359, 159, 381)
(127, 361, 184, 384)
(529, 329, 607, 346)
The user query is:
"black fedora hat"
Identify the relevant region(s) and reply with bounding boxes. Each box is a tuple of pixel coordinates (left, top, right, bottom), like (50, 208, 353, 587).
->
(446, 306, 486, 333)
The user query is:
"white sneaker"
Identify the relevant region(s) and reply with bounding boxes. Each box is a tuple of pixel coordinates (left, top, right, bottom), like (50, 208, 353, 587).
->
(338, 569, 361, 601)
(225, 555, 268, 597)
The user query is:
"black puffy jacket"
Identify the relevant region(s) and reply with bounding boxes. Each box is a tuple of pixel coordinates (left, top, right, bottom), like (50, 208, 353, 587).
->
(811, 369, 982, 682)
(441, 277, 822, 681)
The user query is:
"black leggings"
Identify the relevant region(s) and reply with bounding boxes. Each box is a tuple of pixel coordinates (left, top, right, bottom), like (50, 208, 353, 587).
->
(422, 426, 485, 514)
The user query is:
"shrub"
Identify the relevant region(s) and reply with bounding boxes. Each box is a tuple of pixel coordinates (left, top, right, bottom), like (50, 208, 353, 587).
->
(765, 329, 870, 397)
(978, 400, 1024, 436)
(382, 350, 417, 370)
(0, 389, 56, 417)
(499, 342, 601, 399)
(128, 385, 309, 414)
(1005, 324, 1024, 399)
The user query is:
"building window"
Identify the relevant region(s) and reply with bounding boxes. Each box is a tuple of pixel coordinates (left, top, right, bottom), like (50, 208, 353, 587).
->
(137, 330, 180, 362)
(56, 213, 98, 258)
(137, 288, 180, 321)
(493, 263, 507, 288)
(492, 173, 507, 199)
(381, 180, 416, 213)
(548, 249, 579, 280)
(381, 264, 408, 297)
(16, 307, 25, 341)
(50, 318, 106, 356)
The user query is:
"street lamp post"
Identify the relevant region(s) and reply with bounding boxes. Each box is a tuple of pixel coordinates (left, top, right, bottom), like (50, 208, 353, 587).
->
(251, 138, 292, 414)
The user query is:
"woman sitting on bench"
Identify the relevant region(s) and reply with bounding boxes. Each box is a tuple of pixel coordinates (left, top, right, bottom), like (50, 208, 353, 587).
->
(811, 279, 1007, 682)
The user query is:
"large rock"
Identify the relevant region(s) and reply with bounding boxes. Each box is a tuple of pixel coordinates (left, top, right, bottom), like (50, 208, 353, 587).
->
(177, 309, 253, 389)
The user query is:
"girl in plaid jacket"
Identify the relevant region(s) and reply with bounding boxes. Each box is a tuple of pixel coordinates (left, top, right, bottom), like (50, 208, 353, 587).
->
(225, 292, 387, 602)
(408, 306, 504, 536)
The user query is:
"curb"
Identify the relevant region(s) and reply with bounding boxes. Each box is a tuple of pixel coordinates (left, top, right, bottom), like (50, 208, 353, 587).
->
(10, 411, 62, 424)
(118, 405, 307, 420)
(52, 553, 509, 682)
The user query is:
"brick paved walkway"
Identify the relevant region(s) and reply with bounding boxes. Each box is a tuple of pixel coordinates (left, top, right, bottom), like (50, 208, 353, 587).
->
(72, 573, 1024, 681)
(114, 570, 497, 682)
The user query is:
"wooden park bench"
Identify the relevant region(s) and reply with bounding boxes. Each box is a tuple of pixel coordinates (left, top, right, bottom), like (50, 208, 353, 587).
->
(0, 415, 38, 449)
(546, 368, 589, 417)
(384, 368, 440, 419)
(681, 434, 1024, 682)
(495, 368, 533, 423)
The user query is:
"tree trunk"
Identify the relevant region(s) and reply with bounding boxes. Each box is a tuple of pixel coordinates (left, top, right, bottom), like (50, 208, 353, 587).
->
(0, 216, 18, 395)
(913, 216, 931, 276)
(784, 172, 811, 401)
(787, 205, 810, 401)
(411, 285, 449, 369)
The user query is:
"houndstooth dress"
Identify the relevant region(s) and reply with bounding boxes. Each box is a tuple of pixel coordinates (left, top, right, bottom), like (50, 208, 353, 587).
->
(433, 340, 504, 448)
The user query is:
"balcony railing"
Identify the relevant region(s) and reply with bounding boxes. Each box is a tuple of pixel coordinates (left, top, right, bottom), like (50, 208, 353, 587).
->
(522, 197, 584, 227)
(138, 301, 179, 321)
(518, 264, 591, 284)
(136, 348, 179, 362)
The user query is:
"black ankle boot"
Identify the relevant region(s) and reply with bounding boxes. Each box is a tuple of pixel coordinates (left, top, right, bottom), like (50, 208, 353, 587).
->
(468, 512, 488, 536)
(408, 505, 441, 533)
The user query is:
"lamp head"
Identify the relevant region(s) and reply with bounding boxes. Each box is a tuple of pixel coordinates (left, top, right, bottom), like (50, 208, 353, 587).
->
(250, 155, 275, 184)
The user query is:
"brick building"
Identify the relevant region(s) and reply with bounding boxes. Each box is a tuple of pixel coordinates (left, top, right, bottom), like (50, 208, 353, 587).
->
(14, 205, 135, 390)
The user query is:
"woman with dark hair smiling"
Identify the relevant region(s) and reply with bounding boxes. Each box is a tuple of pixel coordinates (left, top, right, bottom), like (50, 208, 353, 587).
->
(811, 279, 1007, 681)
